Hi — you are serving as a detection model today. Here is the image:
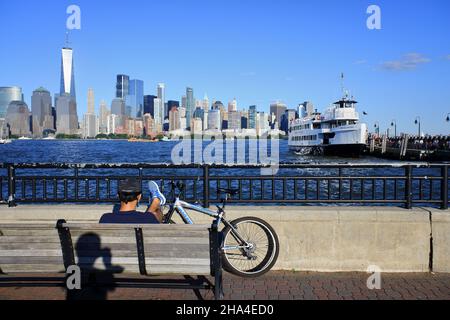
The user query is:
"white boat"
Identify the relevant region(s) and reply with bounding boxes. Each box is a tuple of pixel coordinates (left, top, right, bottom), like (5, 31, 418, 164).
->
(288, 93, 368, 157)
(0, 139, 12, 144)
(18, 136, 32, 140)
(43, 136, 56, 140)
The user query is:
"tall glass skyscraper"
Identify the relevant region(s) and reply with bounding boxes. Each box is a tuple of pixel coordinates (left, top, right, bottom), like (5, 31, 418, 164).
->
(248, 105, 257, 129)
(60, 47, 76, 101)
(31, 87, 54, 137)
(116, 75, 130, 99)
(0, 86, 23, 118)
(157, 83, 166, 119)
(186, 87, 194, 129)
(127, 79, 144, 118)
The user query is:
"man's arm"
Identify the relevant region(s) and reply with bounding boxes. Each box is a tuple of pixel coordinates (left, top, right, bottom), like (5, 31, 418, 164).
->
(146, 198, 163, 223)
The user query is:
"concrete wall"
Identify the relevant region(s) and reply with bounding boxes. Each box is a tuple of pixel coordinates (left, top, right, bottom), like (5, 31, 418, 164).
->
(430, 209, 450, 273)
(0, 205, 444, 273)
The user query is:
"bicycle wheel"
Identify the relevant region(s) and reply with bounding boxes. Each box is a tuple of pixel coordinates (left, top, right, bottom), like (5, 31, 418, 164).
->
(221, 217, 279, 278)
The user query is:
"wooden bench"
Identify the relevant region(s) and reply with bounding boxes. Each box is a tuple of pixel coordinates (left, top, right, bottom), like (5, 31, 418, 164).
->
(0, 220, 224, 299)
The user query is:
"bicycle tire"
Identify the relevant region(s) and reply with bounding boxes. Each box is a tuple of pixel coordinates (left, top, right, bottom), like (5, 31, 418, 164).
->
(221, 216, 279, 278)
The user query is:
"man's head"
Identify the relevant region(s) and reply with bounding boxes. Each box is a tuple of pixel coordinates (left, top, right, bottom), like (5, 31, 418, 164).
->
(118, 177, 142, 206)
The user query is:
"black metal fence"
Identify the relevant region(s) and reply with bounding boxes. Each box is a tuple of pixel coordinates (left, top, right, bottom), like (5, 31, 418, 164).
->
(0, 163, 449, 209)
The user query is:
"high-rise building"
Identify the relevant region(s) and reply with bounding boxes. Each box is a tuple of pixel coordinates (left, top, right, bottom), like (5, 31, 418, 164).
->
(169, 107, 180, 131)
(56, 94, 78, 135)
(228, 111, 241, 130)
(82, 113, 97, 138)
(208, 109, 221, 131)
(228, 98, 237, 112)
(270, 102, 287, 129)
(186, 87, 194, 129)
(107, 114, 118, 134)
(157, 83, 166, 118)
(192, 118, 203, 136)
(0, 86, 23, 118)
(299, 101, 314, 116)
(98, 100, 110, 134)
(144, 95, 157, 117)
(153, 98, 163, 129)
(5, 101, 31, 137)
(256, 112, 270, 136)
(60, 47, 76, 101)
(167, 100, 179, 112)
(111, 98, 125, 116)
(248, 105, 257, 129)
(87, 88, 95, 114)
(202, 94, 209, 111)
(31, 87, 54, 137)
(116, 74, 130, 99)
(126, 79, 144, 118)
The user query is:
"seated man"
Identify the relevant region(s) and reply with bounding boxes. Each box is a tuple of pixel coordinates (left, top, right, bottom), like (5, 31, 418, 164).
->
(99, 178, 166, 224)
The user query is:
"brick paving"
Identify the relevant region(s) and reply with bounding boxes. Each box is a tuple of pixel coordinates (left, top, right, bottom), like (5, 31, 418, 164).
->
(0, 271, 449, 300)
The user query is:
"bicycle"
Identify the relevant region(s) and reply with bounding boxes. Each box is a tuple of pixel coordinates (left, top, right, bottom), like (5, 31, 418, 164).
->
(162, 182, 280, 278)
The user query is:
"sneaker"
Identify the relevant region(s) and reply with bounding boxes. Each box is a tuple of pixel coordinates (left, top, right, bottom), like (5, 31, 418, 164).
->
(148, 181, 166, 206)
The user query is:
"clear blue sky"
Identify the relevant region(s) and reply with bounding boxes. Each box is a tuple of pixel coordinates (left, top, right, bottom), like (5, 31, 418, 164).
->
(1, 0, 449, 135)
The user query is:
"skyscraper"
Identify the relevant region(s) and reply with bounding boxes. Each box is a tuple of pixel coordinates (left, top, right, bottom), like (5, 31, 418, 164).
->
(248, 105, 257, 129)
(0, 86, 23, 119)
(270, 102, 287, 129)
(144, 95, 157, 117)
(87, 88, 95, 114)
(98, 100, 110, 134)
(56, 94, 78, 135)
(116, 75, 129, 99)
(31, 87, 54, 137)
(6, 101, 31, 137)
(228, 98, 237, 112)
(127, 79, 144, 118)
(186, 87, 194, 129)
(60, 47, 76, 101)
(202, 94, 209, 111)
(153, 98, 163, 130)
(208, 109, 221, 131)
(157, 83, 166, 118)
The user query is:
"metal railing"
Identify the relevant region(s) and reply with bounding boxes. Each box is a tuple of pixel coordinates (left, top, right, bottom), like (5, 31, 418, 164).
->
(1, 163, 449, 209)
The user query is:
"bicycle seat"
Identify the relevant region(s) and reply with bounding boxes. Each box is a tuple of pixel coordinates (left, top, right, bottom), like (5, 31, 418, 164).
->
(218, 188, 239, 196)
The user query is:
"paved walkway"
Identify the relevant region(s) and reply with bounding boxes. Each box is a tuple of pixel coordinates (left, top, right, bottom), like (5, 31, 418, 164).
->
(0, 272, 449, 300)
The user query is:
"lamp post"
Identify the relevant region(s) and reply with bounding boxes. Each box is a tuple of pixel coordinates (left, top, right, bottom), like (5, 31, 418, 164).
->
(390, 120, 397, 138)
(414, 117, 421, 137)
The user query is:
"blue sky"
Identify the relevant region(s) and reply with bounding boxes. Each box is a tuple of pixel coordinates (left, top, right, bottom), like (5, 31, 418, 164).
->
(1, 0, 449, 135)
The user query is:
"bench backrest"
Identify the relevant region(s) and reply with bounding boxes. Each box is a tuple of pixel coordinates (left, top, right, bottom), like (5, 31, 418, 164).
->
(0, 222, 217, 276)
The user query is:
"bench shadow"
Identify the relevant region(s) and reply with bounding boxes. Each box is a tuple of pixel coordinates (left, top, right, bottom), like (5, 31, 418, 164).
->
(66, 233, 124, 300)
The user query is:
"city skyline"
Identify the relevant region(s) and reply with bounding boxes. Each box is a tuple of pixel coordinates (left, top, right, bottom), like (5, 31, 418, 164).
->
(1, 0, 450, 135)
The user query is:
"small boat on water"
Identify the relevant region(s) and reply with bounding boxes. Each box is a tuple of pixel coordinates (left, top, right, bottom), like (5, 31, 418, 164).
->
(18, 136, 32, 140)
(0, 139, 12, 144)
(42, 136, 56, 140)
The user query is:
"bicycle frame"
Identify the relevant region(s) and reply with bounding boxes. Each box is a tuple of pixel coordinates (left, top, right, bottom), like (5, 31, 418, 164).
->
(164, 197, 250, 249)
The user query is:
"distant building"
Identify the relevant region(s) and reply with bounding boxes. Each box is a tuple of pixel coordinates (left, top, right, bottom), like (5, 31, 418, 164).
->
(298, 101, 314, 117)
(157, 83, 166, 118)
(56, 94, 78, 135)
(0, 86, 23, 119)
(31, 87, 54, 137)
(116, 74, 129, 99)
(202, 94, 209, 111)
(248, 105, 257, 129)
(60, 47, 76, 101)
(6, 101, 31, 137)
(144, 95, 157, 117)
(228, 111, 241, 130)
(127, 79, 144, 118)
(192, 118, 203, 136)
(153, 98, 163, 129)
(82, 113, 97, 138)
(143, 113, 155, 136)
(208, 109, 221, 130)
(167, 100, 179, 112)
(98, 100, 110, 134)
(228, 98, 237, 113)
(107, 114, 118, 134)
(169, 107, 180, 131)
(270, 102, 287, 130)
(256, 112, 270, 136)
(186, 87, 194, 129)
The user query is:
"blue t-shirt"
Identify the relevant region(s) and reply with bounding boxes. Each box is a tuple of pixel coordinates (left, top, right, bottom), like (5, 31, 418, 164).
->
(99, 210, 160, 224)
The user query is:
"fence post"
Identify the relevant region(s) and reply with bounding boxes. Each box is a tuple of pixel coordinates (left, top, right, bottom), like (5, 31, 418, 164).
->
(203, 165, 210, 208)
(7, 164, 16, 207)
(441, 165, 448, 210)
(405, 165, 413, 209)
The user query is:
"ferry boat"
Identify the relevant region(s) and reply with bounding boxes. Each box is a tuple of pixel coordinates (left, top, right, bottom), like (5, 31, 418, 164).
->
(288, 93, 368, 157)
